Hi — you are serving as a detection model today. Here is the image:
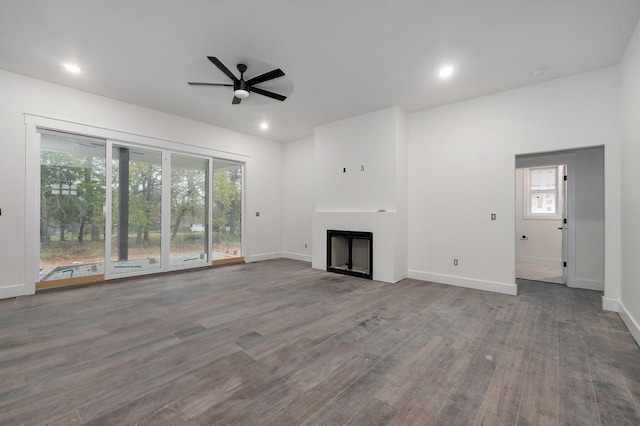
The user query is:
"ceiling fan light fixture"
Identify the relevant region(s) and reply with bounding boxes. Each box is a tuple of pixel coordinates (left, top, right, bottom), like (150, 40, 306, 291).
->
(234, 89, 250, 99)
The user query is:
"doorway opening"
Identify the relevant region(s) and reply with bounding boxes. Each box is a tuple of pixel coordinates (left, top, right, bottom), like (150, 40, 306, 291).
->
(515, 147, 604, 291)
(515, 164, 566, 284)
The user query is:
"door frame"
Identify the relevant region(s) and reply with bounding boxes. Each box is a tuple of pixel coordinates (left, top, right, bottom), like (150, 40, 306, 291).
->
(516, 152, 576, 287)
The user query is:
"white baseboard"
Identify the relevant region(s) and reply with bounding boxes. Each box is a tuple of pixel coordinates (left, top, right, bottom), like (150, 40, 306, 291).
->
(516, 256, 562, 266)
(408, 270, 518, 296)
(618, 301, 640, 347)
(570, 278, 604, 291)
(245, 252, 282, 263)
(281, 252, 312, 263)
(0, 284, 33, 300)
(602, 297, 619, 312)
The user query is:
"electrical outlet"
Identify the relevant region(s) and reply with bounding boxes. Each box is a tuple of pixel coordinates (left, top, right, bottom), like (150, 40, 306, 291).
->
(491, 213, 496, 220)
(454, 259, 458, 266)
(255, 212, 260, 217)
(304, 243, 308, 249)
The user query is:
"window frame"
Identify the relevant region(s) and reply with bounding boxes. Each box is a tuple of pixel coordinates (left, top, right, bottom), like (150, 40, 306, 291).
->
(522, 165, 564, 220)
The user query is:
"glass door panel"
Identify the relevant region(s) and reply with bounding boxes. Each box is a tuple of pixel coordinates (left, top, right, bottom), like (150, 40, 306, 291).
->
(170, 154, 209, 269)
(39, 133, 106, 282)
(212, 160, 242, 261)
(111, 146, 163, 275)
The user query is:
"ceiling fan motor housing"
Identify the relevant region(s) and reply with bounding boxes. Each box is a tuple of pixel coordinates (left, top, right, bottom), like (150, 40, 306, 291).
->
(234, 79, 248, 91)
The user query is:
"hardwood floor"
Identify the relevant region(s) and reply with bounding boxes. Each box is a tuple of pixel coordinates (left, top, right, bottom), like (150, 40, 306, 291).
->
(1, 259, 639, 425)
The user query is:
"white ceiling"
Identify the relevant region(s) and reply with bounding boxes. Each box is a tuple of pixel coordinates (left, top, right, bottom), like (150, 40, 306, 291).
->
(1, 1, 639, 142)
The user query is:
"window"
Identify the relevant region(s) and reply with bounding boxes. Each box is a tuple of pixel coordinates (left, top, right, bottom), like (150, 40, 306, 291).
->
(523, 165, 564, 220)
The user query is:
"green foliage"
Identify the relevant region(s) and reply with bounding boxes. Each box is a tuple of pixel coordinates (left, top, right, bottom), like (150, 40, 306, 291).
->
(213, 168, 242, 245)
(40, 151, 106, 244)
(41, 142, 244, 265)
(171, 166, 206, 239)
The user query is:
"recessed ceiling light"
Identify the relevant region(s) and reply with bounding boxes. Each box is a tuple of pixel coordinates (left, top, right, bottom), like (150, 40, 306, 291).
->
(531, 67, 548, 77)
(438, 66, 454, 78)
(62, 63, 82, 74)
(260, 122, 269, 130)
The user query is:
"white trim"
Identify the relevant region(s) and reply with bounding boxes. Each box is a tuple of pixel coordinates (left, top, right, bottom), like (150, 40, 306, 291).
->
(104, 141, 113, 279)
(24, 123, 39, 295)
(618, 301, 640, 347)
(516, 256, 562, 266)
(569, 278, 604, 291)
(602, 297, 619, 312)
(245, 252, 283, 263)
(408, 270, 518, 296)
(0, 284, 33, 299)
(161, 149, 171, 273)
(208, 159, 214, 262)
(281, 252, 312, 263)
(24, 114, 250, 162)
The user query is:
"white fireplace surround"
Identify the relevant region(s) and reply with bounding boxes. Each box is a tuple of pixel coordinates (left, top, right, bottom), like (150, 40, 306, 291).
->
(312, 211, 407, 283)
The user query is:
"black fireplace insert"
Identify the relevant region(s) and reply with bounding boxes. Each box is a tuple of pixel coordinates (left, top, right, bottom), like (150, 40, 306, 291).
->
(326, 230, 373, 280)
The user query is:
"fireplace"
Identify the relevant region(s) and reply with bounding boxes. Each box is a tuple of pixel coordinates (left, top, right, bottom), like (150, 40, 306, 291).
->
(326, 230, 373, 279)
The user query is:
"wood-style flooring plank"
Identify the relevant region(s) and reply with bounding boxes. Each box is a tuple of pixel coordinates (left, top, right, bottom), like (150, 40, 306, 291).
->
(0, 261, 638, 425)
(557, 321, 600, 425)
(516, 300, 560, 425)
(473, 298, 540, 426)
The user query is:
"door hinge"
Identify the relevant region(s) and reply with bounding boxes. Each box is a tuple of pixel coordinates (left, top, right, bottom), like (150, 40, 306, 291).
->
(564, 175, 568, 181)
(564, 218, 567, 224)
(563, 261, 567, 267)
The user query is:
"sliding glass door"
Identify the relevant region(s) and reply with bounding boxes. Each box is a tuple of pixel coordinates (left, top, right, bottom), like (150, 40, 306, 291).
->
(212, 160, 243, 262)
(170, 154, 210, 269)
(39, 132, 106, 282)
(110, 146, 163, 276)
(38, 129, 244, 287)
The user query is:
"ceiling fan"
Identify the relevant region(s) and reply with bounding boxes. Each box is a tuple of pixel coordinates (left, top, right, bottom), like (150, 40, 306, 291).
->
(188, 56, 287, 104)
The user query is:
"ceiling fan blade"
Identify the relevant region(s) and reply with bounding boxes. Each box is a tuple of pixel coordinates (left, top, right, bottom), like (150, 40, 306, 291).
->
(251, 87, 287, 101)
(187, 82, 233, 86)
(232, 96, 242, 105)
(246, 68, 285, 86)
(208, 56, 238, 82)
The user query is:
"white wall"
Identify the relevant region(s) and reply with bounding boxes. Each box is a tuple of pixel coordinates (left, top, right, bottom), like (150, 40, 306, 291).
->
(407, 67, 621, 297)
(282, 137, 314, 261)
(315, 107, 400, 212)
(620, 19, 640, 344)
(312, 107, 408, 283)
(0, 69, 283, 298)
